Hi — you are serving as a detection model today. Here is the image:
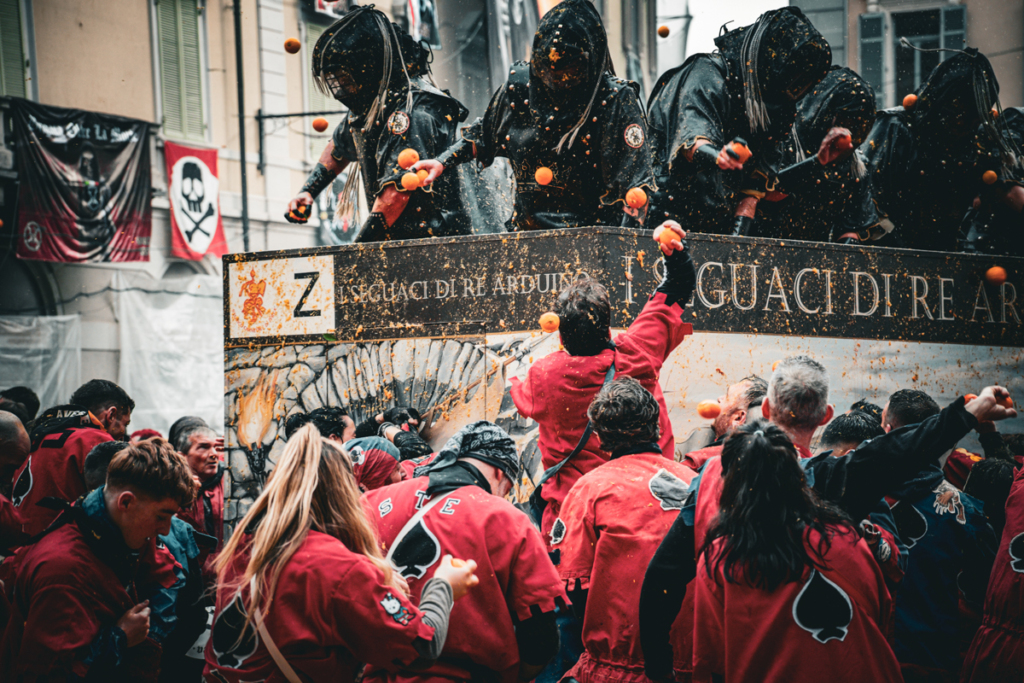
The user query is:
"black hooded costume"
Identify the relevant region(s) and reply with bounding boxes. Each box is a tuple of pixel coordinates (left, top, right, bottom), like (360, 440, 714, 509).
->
(861, 48, 1006, 251)
(307, 7, 472, 242)
(646, 7, 831, 234)
(961, 106, 1024, 255)
(434, 0, 655, 232)
(757, 66, 883, 242)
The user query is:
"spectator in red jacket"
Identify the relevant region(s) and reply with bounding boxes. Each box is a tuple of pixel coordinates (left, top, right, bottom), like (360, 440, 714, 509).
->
(555, 377, 697, 683)
(1, 438, 196, 682)
(510, 222, 696, 544)
(11, 379, 134, 536)
(692, 422, 903, 683)
(0, 411, 29, 550)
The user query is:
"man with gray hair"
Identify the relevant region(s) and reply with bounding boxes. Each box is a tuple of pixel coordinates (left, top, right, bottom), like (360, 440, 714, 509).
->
(762, 355, 834, 458)
(172, 416, 224, 580)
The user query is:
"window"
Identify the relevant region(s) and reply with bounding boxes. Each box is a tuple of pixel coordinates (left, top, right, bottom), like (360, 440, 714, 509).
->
(860, 5, 967, 109)
(155, 0, 206, 142)
(859, 13, 884, 108)
(305, 22, 346, 160)
(0, 0, 26, 98)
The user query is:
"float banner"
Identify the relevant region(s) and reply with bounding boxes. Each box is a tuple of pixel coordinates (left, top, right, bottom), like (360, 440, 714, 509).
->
(10, 98, 152, 263)
(165, 141, 228, 261)
(224, 229, 1024, 348)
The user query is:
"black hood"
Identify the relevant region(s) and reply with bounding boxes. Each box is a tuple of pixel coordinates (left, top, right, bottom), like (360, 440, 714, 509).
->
(529, 0, 612, 151)
(911, 48, 998, 136)
(311, 6, 412, 119)
(794, 66, 876, 156)
(714, 7, 832, 136)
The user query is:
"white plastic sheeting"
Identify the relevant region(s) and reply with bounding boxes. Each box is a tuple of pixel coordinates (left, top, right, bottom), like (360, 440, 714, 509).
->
(0, 315, 82, 413)
(115, 272, 223, 436)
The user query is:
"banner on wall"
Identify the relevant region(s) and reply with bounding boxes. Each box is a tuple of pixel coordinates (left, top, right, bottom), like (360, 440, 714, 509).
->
(165, 141, 228, 261)
(10, 98, 152, 263)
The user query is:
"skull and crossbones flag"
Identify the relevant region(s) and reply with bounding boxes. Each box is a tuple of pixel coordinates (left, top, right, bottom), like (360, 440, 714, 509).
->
(165, 141, 228, 260)
(10, 98, 152, 262)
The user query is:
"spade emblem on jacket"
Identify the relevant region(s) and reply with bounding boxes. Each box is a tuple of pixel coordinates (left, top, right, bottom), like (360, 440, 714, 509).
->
(792, 569, 853, 643)
(11, 457, 32, 507)
(1010, 532, 1024, 573)
(648, 468, 689, 511)
(889, 499, 928, 548)
(391, 519, 442, 579)
(210, 593, 260, 669)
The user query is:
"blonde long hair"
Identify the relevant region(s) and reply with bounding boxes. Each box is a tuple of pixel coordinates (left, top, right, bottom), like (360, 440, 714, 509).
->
(214, 424, 390, 629)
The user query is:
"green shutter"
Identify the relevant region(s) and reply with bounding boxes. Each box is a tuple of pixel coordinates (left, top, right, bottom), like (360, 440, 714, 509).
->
(0, 0, 26, 98)
(859, 13, 885, 108)
(306, 23, 345, 159)
(157, 0, 205, 141)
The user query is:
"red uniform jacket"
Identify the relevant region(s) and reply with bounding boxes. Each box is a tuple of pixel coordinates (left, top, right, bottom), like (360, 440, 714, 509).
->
(176, 471, 224, 585)
(510, 291, 693, 539)
(0, 520, 159, 681)
(693, 525, 903, 683)
(0, 494, 26, 550)
(680, 445, 720, 472)
(362, 477, 568, 683)
(399, 451, 440, 479)
(12, 413, 112, 536)
(961, 463, 1024, 682)
(554, 451, 696, 683)
(204, 530, 434, 683)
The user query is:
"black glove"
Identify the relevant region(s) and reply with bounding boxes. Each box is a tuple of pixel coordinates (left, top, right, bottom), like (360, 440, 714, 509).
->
(655, 244, 697, 310)
(382, 406, 422, 428)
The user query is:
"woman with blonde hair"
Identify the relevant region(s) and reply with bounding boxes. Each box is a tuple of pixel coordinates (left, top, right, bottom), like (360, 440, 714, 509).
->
(204, 423, 477, 682)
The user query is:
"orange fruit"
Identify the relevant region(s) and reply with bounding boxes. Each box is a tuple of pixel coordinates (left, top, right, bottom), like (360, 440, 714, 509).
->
(657, 25, 670, 38)
(903, 93, 918, 109)
(312, 117, 329, 132)
(998, 394, 1014, 409)
(535, 166, 553, 185)
(539, 312, 560, 332)
(626, 187, 648, 208)
(983, 170, 998, 185)
(401, 172, 421, 191)
(697, 400, 722, 419)
(416, 169, 429, 183)
(655, 226, 677, 247)
(963, 393, 977, 403)
(730, 141, 752, 164)
(772, 360, 780, 372)
(986, 266, 1007, 286)
(284, 37, 301, 54)
(398, 148, 420, 170)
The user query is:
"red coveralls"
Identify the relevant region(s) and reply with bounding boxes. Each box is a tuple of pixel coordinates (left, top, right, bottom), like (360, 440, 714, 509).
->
(204, 530, 435, 682)
(693, 525, 903, 683)
(554, 451, 696, 683)
(510, 291, 693, 540)
(11, 410, 112, 536)
(362, 477, 568, 683)
(0, 520, 163, 682)
(960, 463, 1024, 682)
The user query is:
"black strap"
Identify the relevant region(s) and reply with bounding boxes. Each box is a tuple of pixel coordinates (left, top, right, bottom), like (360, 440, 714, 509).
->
(534, 358, 617, 488)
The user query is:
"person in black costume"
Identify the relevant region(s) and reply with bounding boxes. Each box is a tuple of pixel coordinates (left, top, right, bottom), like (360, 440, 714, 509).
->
(862, 46, 1024, 252)
(646, 7, 836, 235)
(960, 106, 1024, 255)
(285, 6, 471, 242)
(414, 0, 656, 232)
(757, 66, 884, 242)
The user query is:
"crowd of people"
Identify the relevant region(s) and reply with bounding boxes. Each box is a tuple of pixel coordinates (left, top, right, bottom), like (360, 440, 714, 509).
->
(0, 226, 1021, 682)
(287, 2, 1024, 255)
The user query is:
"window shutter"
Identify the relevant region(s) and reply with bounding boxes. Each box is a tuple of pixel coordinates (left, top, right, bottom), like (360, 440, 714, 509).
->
(306, 23, 345, 159)
(859, 13, 885, 108)
(157, 0, 205, 142)
(941, 5, 966, 53)
(0, 0, 26, 98)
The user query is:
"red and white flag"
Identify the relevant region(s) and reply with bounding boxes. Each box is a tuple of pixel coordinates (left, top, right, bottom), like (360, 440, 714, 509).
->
(165, 141, 228, 260)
